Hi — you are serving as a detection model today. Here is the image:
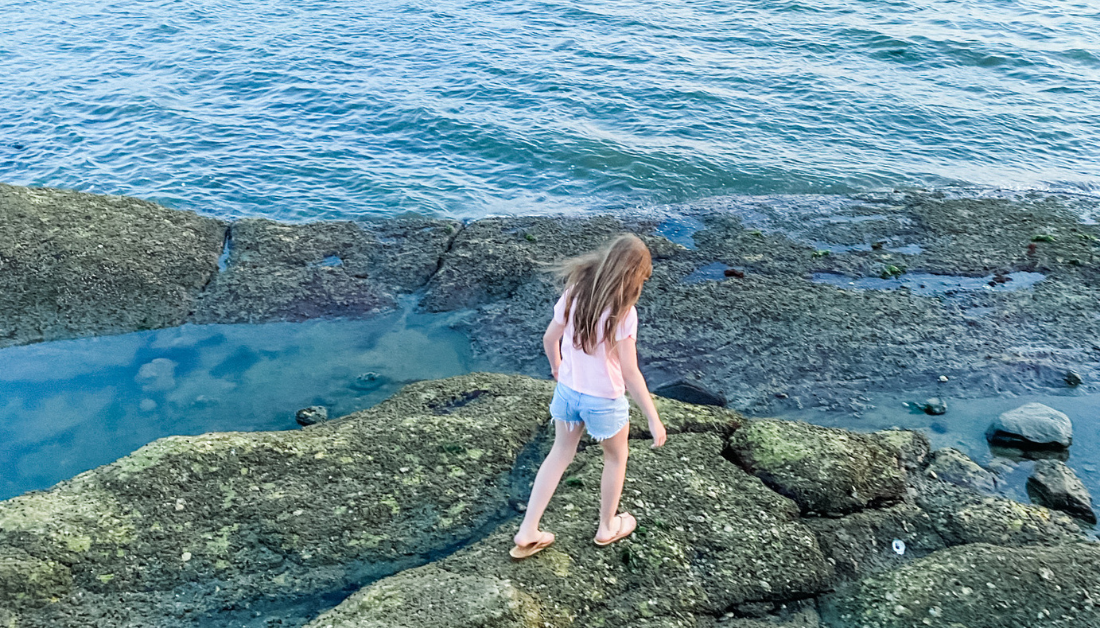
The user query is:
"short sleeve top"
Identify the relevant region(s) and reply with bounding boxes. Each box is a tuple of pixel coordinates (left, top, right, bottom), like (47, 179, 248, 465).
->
(552, 289, 638, 399)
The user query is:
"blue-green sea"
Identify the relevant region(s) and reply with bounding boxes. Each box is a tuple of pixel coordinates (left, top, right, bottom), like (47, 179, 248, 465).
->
(2, 0, 1098, 220)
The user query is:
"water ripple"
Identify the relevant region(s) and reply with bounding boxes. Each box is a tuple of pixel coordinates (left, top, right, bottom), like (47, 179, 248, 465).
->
(1, 0, 1098, 220)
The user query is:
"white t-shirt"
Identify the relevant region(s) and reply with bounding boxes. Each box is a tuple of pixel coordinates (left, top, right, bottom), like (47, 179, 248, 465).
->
(553, 290, 638, 399)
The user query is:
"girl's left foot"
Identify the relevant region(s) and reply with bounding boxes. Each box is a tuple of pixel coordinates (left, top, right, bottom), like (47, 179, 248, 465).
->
(594, 512, 636, 546)
(510, 531, 555, 559)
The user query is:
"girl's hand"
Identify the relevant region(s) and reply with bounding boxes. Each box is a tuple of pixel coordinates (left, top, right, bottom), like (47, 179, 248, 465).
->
(551, 364, 559, 380)
(649, 418, 667, 448)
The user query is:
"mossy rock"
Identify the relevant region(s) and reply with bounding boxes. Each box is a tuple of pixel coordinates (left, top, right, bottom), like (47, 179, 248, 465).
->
(820, 543, 1100, 628)
(308, 565, 543, 628)
(0, 183, 225, 347)
(915, 481, 1082, 546)
(726, 420, 906, 515)
(0, 374, 551, 625)
(0, 547, 73, 607)
(310, 432, 834, 627)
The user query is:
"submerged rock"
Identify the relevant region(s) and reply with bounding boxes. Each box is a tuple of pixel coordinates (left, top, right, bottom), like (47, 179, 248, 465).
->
(986, 402, 1073, 449)
(295, 405, 329, 426)
(1027, 460, 1097, 524)
(921, 397, 946, 415)
(309, 432, 834, 628)
(726, 419, 906, 515)
(925, 448, 997, 493)
(821, 543, 1100, 628)
(0, 183, 225, 348)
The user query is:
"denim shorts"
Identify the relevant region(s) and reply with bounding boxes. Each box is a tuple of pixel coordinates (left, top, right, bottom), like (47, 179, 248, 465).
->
(549, 383, 630, 441)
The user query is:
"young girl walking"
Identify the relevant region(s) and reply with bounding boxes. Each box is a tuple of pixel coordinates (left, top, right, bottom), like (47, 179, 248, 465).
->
(511, 234, 667, 559)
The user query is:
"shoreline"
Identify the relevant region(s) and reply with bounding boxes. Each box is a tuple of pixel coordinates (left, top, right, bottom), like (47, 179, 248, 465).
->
(3, 182, 1099, 413)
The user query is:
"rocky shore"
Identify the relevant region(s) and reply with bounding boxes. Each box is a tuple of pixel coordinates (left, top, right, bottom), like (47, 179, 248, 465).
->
(3, 183, 1098, 412)
(2, 183, 1100, 626)
(0, 373, 1096, 628)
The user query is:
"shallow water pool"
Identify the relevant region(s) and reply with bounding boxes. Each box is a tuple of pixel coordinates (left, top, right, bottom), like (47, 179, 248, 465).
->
(0, 305, 483, 500)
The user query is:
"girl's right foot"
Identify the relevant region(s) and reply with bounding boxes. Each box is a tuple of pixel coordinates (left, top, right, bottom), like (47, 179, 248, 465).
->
(594, 512, 636, 546)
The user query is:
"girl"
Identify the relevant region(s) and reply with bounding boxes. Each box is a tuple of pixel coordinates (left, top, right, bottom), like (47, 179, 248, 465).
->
(511, 234, 667, 559)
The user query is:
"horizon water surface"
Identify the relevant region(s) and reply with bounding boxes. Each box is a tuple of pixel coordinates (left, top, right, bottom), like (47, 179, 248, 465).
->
(2, 0, 1099, 221)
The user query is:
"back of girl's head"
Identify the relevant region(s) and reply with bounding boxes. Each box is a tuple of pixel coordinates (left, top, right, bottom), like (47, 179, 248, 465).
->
(554, 234, 652, 354)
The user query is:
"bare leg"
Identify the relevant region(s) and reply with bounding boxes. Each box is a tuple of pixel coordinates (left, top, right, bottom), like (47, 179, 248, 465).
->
(515, 420, 584, 546)
(595, 424, 630, 542)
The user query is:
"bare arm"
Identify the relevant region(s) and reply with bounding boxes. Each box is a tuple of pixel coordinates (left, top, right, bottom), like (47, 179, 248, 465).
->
(543, 320, 566, 379)
(617, 337, 667, 447)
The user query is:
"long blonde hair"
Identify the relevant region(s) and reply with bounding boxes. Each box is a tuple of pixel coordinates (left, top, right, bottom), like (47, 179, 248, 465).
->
(554, 234, 652, 354)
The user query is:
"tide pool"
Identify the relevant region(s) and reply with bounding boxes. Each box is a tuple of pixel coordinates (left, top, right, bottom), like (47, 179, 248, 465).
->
(0, 304, 483, 500)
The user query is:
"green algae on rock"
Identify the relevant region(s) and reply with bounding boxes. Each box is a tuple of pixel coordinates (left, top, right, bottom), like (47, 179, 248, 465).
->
(309, 432, 834, 628)
(820, 543, 1100, 628)
(726, 419, 906, 515)
(304, 564, 543, 628)
(915, 481, 1083, 547)
(0, 183, 225, 347)
(0, 373, 551, 627)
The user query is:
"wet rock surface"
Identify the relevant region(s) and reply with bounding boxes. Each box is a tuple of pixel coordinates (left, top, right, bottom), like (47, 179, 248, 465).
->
(4, 185, 1100, 414)
(0, 183, 225, 347)
(459, 193, 1100, 411)
(421, 215, 627, 312)
(726, 419, 906, 515)
(1028, 460, 1097, 524)
(191, 216, 458, 323)
(804, 505, 946, 581)
(925, 448, 998, 493)
(820, 543, 1100, 628)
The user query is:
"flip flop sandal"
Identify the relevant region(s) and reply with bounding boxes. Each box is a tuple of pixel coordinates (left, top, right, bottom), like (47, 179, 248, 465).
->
(509, 531, 555, 559)
(594, 512, 637, 547)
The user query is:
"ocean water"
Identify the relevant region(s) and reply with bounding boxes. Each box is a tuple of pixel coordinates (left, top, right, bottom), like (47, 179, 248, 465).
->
(2, 0, 1099, 221)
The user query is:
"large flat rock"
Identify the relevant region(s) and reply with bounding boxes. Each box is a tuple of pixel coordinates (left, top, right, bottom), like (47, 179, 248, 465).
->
(308, 431, 835, 628)
(421, 215, 628, 312)
(190, 216, 458, 323)
(821, 543, 1100, 628)
(0, 374, 550, 627)
(0, 184, 225, 347)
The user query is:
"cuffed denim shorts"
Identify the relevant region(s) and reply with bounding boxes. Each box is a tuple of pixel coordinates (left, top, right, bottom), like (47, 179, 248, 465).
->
(549, 383, 630, 441)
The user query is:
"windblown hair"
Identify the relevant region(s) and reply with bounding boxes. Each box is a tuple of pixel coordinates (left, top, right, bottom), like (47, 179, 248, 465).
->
(554, 234, 652, 354)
